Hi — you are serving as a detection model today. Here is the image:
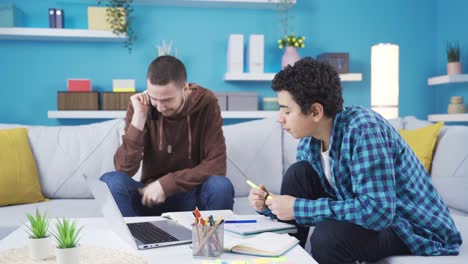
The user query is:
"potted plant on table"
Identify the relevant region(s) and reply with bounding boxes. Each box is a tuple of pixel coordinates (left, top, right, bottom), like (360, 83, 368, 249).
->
(447, 41, 462, 75)
(26, 209, 52, 260)
(274, 0, 306, 68)
(52, 218, 83, 264)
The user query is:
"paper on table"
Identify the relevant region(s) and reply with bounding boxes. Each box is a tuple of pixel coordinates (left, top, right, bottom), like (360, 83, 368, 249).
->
(161, 210, 234, 227)
(224, 215, 297, 237)
(224, 232, 299, 257)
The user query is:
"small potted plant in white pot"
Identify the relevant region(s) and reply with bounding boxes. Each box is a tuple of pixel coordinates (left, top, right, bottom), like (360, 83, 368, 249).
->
(52, 218, 83, 264)
(26, 209, 51, 260)
(447, 41, 462, 75)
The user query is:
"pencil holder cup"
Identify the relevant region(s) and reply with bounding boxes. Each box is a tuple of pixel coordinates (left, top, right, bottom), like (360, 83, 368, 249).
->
(192, 223, 224, 258)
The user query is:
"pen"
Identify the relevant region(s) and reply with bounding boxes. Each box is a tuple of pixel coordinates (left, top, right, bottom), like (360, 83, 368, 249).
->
(246, 180, 272, 199)
(225, 220, 257, 224)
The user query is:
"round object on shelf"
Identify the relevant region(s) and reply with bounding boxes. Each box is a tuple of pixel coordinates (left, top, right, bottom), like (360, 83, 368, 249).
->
(448, 103, 465, 114)
(450, 96, 464, 104)
(263, 97, 280, 111)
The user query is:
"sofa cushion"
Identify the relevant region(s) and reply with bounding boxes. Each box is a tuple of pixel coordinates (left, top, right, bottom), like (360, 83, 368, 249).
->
(431, 126, 468, 214)
(0, 128, 46, 206)
(387, 117, 404, 131)
(399, 122, 443, 172)
(282, 130, 300, 175)
(223, 117, 283, 197)
(376, 213, 467, 264)
(28, 119, 124, 198)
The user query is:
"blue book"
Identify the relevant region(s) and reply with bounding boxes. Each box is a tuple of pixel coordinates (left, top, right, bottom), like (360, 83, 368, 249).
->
(55, 9, 64, 28)
(48, 8, 56, 28)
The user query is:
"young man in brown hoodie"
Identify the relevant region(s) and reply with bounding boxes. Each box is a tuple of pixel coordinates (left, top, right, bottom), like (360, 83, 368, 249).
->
(101, 55, 234, 216)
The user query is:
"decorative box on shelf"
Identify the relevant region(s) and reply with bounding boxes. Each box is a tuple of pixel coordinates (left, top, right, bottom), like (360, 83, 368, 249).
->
(317, 53, 349, 73)
(101, 92, 136, 110)
(214, 92, 228, 111)
(0, 4, 23, 27)
(227, 92, 258, 111)
(57, 92, 99, 110)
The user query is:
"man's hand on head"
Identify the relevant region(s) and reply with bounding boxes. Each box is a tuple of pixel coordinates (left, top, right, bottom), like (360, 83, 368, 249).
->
(139, 180, 166, 207)
(265, 194, 296, 221)
(130, 92, 150, 131)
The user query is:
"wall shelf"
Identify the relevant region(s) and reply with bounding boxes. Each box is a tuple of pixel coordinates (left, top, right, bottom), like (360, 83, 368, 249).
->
(224, 72, 276, 81)
(0, 27, 126, 42)
(427, 74, 468, 86)
(428, 113, 468, 122)
(71, 0, 296, 9)
(48, 110, 277, 119)
(224, 72, 363, 82)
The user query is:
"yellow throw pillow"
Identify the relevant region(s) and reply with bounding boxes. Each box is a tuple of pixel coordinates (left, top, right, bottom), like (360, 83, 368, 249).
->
(0, 128, 46, 206)
(399, 122, 444, 172)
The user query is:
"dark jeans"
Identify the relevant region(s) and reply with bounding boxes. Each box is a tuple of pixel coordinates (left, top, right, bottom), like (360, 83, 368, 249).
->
(100, 171, 235, 217)
(282, 161, 411, 264)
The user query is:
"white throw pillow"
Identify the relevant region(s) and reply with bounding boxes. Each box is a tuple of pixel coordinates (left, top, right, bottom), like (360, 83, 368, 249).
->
(431, 126, 468, 213)
(223, 117, 283, 197)
(27, 119, 124, 198)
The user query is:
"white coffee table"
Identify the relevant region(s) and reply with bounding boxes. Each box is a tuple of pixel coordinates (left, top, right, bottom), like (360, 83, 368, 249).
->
(0, 217, 317, 264)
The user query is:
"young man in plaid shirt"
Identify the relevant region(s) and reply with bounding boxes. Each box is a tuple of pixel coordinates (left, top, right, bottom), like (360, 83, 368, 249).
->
(248, 57, 462, 263)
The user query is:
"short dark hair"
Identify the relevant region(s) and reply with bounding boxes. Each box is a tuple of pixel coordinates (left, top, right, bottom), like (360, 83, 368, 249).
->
(271, 57, 343, 118)
(147, 55, 187, 87)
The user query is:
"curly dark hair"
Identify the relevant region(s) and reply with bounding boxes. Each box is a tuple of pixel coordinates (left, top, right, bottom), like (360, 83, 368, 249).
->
(272, 57, 343, 118)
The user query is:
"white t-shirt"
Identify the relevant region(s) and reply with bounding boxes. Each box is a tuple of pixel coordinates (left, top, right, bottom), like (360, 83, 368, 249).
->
(320, 142, 334, 188)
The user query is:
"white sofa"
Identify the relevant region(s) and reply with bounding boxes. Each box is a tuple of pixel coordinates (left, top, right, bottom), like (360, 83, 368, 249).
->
(0, 117, 466, 263)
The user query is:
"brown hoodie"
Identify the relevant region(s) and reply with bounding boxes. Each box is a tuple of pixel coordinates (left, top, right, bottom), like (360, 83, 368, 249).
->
(114, 84, 227, 198)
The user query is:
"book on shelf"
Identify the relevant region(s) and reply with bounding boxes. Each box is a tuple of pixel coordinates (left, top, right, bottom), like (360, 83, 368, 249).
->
(224, 232, 299, 257)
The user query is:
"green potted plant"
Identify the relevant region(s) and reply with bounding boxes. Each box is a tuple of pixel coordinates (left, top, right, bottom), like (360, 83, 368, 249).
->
(26, 209, 52, 260)
(446, 41, 462, 75)
(98, 0, 136, 53)
(274, 0, 305, 68)
(52, 218, 83, 264)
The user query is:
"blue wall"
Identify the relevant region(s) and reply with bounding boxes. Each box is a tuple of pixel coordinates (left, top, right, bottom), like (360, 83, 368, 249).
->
(0, 0, 454, 126)
(433, 0, 468, 115)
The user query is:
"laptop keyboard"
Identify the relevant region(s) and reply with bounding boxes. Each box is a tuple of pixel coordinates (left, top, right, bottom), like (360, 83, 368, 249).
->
(127, 222, 178, 244)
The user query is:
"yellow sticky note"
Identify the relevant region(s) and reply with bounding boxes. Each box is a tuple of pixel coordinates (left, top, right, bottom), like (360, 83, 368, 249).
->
(253, 258, 272, 264)
(272, 256, 288, 262)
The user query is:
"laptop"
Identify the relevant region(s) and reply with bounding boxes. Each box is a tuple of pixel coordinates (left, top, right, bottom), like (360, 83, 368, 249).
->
(83, 174, 192, 250)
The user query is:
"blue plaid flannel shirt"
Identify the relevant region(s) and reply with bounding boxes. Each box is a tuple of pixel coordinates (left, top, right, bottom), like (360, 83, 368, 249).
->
(263, 105, 462, 256)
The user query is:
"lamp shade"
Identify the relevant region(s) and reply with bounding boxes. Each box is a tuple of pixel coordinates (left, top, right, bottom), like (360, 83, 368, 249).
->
(371, 43, 399, 119)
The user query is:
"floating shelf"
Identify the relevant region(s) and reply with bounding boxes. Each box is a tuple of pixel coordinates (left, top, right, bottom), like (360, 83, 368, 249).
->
(48, 110, 278, 119)
(70, 0, 296, 9)
(0, 27, 126, 42)
(224, 72, 363, 82)
(427, 74, 468, 86)
(224, 72, 276, 81)
(428, 113, 468, 122)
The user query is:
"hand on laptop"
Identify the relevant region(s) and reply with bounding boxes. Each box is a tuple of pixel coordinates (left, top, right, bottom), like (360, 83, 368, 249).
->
(265, 195, 295, 221)
(138, 180, 166, 207)
(248, 184, 269, 211)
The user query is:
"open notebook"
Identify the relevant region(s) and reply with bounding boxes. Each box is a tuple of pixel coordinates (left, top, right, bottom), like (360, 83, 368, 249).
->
(224, 232, 299, 257)
(223, 215, 297, 237)
(161, 210, 234, 228)
(161, 210, 297, 237)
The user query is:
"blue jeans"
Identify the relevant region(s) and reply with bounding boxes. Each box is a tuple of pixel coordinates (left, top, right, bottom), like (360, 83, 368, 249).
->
(100, 171, 235, 217)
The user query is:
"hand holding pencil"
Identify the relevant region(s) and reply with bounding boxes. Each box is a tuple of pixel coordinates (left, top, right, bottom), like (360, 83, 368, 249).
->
(247, 180, 274, 211)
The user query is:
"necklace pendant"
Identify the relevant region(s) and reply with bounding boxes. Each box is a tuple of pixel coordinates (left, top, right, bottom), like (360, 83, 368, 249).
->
(167, 145, 172, 154)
